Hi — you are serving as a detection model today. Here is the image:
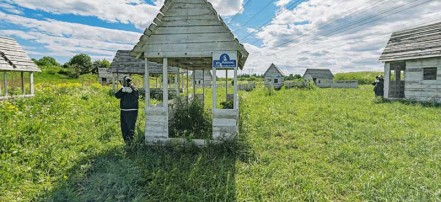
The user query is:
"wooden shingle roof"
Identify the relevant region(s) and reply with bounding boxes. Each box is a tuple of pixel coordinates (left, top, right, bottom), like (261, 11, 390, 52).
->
(379, 22, 441, 62)
(0, 36, 40, 72)
(303, 69, 334, 79)
(108, 50, 179, 74)
(263, 63, 286, 77)
(130, 0, 248, 70)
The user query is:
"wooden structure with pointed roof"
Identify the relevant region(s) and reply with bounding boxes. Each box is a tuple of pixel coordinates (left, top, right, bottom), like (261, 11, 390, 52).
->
(130, 0, 249, 145)
(264, 63, 285, 89)
(379, 22, 441, 102)
(0, 36, 40, 100)
(303, 69, 334, 84)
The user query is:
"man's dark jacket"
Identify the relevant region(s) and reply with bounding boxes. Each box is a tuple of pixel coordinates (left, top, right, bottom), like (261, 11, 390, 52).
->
(115, 87, 139, 109)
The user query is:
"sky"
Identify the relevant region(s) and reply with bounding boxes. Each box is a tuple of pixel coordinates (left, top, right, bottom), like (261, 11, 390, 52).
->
(0, 0, 440, 75)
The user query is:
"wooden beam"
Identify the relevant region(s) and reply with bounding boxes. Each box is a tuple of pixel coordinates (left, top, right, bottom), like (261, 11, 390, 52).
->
(112, 73, 116, 92)
(212, 67, 217, 109)
(21, 72, 24, 94)
(186, 68, 189, 103)
(193, 68, 196, 97)
(175, 68, 179, 96)
(202, 69, 205, 103)
(234, 66, 238, 109)
(163, 58, 168, 108)
(384, 63, 390, 99)
(30, 72, 34, 95)
(4, 71, 8, 96)
(225, 70, 228, 102)
(145, 58, 150, 107)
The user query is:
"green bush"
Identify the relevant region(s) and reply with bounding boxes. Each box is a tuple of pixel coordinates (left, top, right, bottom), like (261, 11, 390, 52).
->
(169, 96, 212, 139)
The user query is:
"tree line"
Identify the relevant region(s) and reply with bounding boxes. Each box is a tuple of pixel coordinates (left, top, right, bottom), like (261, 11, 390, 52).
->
(32, 54, 111, 78)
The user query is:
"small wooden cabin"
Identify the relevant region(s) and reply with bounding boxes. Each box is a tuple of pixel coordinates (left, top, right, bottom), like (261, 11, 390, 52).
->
(98, 68, 121, 84)
(191, 70, 212, 87)
(264, 63, 285, 89)
(303, 69, 334, 84)
(0, 36, 40, 100)
(379, 22, 441, 103)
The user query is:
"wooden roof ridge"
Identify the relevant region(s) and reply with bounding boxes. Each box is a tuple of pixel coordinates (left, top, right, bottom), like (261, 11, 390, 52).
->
(131, 0, 249, 68)
(379, 22, 441, 62)
(0, 51, 17, 69)
(264, 63, 286, 77)
(303, 69, 334, 79)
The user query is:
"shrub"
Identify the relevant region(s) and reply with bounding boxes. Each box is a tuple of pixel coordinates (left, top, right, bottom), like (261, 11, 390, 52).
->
(221, 100, 234, 109)
(67, 53, 93, 75)
(169, 96, 212, 139)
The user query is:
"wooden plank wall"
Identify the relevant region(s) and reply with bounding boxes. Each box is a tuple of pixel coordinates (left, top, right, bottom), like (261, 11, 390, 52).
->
(212, 109, 238, 140)
(404, 58, 441, 102)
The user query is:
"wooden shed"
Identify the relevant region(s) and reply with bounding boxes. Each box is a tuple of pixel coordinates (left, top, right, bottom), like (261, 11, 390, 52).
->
(303, 69, 334, 84)
(130, 0, 248, 145)
(379, 22, 441, 103)
(98, 68, 122, 85)
(191, 70, 212, 87)
(0, 36, 40, 100)
(264, 63, 285, 89)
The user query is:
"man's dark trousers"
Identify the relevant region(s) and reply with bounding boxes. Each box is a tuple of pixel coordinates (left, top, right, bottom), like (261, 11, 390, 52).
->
(120, 110, 138, 143)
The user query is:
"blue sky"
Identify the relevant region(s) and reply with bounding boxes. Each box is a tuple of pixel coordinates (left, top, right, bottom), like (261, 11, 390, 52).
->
(0, 0, 440, 75)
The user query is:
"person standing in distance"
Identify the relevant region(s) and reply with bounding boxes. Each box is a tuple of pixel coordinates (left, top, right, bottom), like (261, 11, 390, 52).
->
(115, 76, 139, 144)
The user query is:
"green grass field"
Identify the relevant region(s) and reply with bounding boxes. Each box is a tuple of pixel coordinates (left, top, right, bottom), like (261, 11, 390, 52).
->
(1, 71, 441, 201)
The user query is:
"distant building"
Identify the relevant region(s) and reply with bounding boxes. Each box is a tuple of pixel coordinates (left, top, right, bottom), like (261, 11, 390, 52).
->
(98, 68, 124, 84)
(264, 63, 285, 89)
(191, 70, 212, 87)
(0, 36, 41, 100)
(303, 69, 334, 84)
(379, 22, 441, 103)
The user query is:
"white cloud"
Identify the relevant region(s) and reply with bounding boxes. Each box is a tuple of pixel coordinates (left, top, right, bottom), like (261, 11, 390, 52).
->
(242, 0, 441, 75)
(7, 0, 244, 30)
(0, 11, 141, 61)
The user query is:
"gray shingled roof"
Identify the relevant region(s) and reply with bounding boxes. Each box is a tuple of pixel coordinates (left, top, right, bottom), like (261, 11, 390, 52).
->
(0, 36, 40, 72)
(303, 69, 334, 79)
(263, 63, 286, 77)
(130, 0, 248, 70)
(108, 50, 179, 74)
(379, 22, 441, 62)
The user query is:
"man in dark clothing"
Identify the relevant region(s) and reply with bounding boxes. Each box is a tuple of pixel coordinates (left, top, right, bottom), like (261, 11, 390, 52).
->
(115, 76, 139, 144)
(373, 76, 384, 97)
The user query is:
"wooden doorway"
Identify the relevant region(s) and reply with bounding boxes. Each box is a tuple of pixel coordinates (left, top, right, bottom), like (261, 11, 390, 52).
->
(389, 62, 405, 98)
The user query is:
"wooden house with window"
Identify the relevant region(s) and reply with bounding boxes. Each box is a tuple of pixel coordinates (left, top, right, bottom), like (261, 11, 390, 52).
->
(379, 22, 441, 103)
(264, 63, 285, 89)
(0, 36, 40, 100)
(191, 70, 212, 87)
(303, 69, 334, 84)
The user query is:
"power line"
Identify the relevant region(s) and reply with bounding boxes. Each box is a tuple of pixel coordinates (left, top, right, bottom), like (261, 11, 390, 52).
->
(243, 0, 390, 43)
(272, 0, 434, 50)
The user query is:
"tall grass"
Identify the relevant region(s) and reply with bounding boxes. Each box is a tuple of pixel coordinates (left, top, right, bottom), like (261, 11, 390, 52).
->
(1, 71, 441, 201)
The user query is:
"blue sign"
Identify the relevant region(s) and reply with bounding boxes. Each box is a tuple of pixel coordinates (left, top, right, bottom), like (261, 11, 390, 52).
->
(213, 52, 237, 69)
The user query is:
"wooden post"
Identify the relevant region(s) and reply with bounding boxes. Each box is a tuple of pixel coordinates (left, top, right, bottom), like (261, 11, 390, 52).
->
(30, 72, 34, 95)
(145, 58, 150, 107)
(163, 58, 168, 108)
(21, 72, 24, 94)
(202, 69, 205, 101)
(112, 73, 116, 92)
(3, 71, 6, 96)
(193, 68, 196, 97)
(212, 67, 217, 109)
(233, 66, 238, 109)
(225, 70, 228, 102)
(384, 63, 390, 99)
(186, 69, 189, 103)
(175, 68, 179, 96)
